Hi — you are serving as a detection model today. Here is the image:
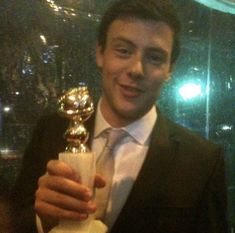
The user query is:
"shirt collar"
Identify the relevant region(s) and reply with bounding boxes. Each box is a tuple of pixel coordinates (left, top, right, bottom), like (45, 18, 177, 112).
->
(94, 99, 157, 145)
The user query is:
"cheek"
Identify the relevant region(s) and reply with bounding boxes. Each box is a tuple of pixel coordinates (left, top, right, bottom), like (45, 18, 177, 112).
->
(147, 68, 171, 87)
(146, 76, 167, 98)
(103, 53, 128, 75)
(148, 74, 167, 88)
(102, 63, 115, 80)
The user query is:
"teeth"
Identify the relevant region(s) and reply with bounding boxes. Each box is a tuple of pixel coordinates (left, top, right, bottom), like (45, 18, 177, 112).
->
(122, 85, 142, 92)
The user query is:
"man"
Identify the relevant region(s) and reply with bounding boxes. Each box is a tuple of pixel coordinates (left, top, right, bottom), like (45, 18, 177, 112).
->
(11, 0, 228, 232)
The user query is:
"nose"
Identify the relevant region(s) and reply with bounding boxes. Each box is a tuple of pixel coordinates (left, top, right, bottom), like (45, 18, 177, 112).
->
(128, 56, 145, 79)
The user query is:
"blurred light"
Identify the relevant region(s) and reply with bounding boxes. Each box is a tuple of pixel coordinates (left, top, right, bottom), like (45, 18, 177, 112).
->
(179, 83, 202, 100)
(193, 66, 199, 71)
(22, 65, 34, 76)
(221, 125, 233, 131)
(194, 0, 235, 14)
(46, 0, 60, 12)
(40, 34, 47, 45)
(22, 53, 35, 77)
(205, 85, 210, 94)
(3, 106, 11, 112)
(41, 45, 59, 64)
(45, 0, 77, 17)
(0, 148, 10, 154)
(0, 148, 19, 159)
(15, 91, 20, 95)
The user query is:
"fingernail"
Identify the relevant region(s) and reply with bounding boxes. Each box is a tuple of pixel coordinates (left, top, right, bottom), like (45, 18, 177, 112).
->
(79, 213, 88, 219)
(85, 190, 92, 200)
(87, 201, 96, 213)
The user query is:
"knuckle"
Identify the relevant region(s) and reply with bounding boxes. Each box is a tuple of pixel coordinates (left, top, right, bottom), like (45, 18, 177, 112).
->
(38, 175, 45, 186)
(34, 200, 43, 214)
(47, 160, 57, 172)
(35, 188, 43, 199)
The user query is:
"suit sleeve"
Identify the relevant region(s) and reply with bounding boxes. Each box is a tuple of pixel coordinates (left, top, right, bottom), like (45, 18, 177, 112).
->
(196, 148, 228, 233)
(10, 116, 49, 233)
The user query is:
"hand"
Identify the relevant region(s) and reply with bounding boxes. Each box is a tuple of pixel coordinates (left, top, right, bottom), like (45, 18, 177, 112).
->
(34, 160, 105, 232)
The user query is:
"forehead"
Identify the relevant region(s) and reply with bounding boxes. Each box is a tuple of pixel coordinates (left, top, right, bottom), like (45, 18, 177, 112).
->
(106, 18, 174, 51)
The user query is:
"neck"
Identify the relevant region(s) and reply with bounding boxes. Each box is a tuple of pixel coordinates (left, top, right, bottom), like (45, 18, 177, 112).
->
(100, 98, 133, 128)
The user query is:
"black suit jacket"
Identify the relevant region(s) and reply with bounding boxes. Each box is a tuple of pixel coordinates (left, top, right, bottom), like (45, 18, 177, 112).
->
(11, 110, 228, 233)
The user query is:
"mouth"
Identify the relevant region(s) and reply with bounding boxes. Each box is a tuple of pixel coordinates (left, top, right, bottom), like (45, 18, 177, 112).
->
(119, 84, 144, 98)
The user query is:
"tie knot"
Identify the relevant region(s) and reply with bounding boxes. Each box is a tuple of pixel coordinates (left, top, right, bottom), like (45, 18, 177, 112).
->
(105, 128, 126, 151)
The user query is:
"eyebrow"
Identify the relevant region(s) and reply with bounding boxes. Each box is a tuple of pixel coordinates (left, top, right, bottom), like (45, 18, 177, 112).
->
(111, 36, 136, 48)
(111, 36, 169, 56)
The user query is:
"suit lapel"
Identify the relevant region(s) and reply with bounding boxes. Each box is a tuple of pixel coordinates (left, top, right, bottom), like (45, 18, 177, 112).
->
(111, 111, 180, 231)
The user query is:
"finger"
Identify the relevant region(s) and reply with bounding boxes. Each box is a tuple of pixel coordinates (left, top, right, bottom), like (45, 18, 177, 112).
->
(38, 175, 92, 201)
(35, 188, 96, 215)
(46, 160, 81, 182)
(35, 200, 90, 222)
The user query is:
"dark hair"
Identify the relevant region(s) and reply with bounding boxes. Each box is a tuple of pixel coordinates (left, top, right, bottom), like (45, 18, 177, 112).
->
(97, 0, 181, 64)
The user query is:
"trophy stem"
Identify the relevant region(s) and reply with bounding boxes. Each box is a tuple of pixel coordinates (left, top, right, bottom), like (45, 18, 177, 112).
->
(65, 121, 90, 153)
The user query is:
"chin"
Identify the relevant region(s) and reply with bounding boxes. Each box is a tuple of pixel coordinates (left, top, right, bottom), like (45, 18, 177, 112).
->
(116, 106, 147, 122)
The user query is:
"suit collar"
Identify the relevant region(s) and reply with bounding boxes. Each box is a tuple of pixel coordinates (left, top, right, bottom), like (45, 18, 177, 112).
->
(130, 109, 180, 193)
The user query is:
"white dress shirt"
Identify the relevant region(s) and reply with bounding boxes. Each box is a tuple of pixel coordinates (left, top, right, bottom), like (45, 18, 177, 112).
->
(92, 100, 157, 229)
(37, 101, 157, 233)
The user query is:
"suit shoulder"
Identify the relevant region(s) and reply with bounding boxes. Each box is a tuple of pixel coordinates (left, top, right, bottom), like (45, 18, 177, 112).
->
(38, 112, 66, 123)
(35, 112, 68, 129)
(166, 118, 221, 153)
(30, 112, 69, 142)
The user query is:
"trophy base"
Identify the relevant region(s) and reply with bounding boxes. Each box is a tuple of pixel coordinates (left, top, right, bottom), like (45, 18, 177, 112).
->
(49, 220, 108, 233)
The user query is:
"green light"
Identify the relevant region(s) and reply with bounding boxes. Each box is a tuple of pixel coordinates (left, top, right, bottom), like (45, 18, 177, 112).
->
(179, 83, 202, 101)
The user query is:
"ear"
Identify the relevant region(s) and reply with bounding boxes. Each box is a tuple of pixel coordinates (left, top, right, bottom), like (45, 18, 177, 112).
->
(165, 74, 171, 82)
(165, 62, 175, 82)
(96, 43, 104, 69)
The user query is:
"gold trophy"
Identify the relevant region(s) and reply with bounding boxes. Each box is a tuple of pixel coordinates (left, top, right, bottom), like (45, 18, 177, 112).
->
(49, 84, 107, 233)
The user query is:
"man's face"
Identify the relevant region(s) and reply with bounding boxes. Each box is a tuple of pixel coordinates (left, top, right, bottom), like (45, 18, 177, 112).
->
(96, 18, 173, 127)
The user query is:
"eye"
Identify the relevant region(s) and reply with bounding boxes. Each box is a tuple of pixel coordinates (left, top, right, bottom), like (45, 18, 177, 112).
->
(145, 49, 168, 66)
(147, 53, 164, 65)
(115, 47, 132, 57)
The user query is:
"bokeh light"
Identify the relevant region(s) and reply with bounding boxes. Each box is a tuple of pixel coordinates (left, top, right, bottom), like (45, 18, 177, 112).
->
(179, 83, 203, 101)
